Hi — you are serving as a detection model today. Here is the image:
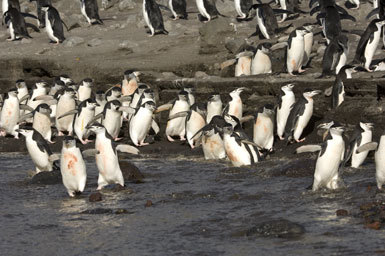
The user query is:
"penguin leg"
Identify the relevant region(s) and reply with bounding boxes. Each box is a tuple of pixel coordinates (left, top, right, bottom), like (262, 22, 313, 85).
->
(114, 137, 123, 141)
(167, 135, 175, 142)
(97, 175, 109, 190)
(298, 68, 306, 73)
(295, 137, 306, 142)
(68, 190, 76, 197)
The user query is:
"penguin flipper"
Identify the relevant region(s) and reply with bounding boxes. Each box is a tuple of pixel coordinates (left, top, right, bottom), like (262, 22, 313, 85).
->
(168, 111, 189, 121)
(58, 109, 78, 119)
(19, 104, 34, 112)
(272, 9, 293, 15)
(18, 112, 34, 123)
(21, 12, 38, 20)
(340, 14, 356, 22)
(240, 115, 254, 123)
(86, 113, 104, 128)
(61, 20, 69, 32)
(154, 103, 173, 113)
(356, 142, 378, 154)
(366, 8, 379, 20)
(116, 144, 140, 155)
(295, 144, 322, 154)
(309, 6, 320, 15)
(151, 119, 160, 134)
(26, 22, 40, 32)
(221, 59, 237, 69)
(119, 106, 136, 114)
(82, 149, 100, 157)
(241, 139, 259, 147)
(49, 153, 60, 162)
(34, 95, 54, 101)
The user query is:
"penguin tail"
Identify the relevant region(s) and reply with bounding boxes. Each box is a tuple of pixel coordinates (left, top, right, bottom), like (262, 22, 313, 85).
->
(306, 183, 313, 190)
(248, 31, 258, 39)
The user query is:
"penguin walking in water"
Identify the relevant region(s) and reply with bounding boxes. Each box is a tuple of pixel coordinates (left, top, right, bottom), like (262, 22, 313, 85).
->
(234, 0, 253, 20)
(17, 127, 58, 173)
(223, 123, 260, 167)
(276, 84, 295, 140)
(284, 89, 321, 143)
(60, 136, 87, 197)
(196, 0, 224, 22)
(224, 87, 245, 121)
(42, 5, 67, 44)
(88, 123, 139, 190)
(29, 0, 52, 28)
(353, 19, 385, 72)
(321, 35, 349, 77)
(80, 0, 103, 25)
(356, 132, 385, 190)
(330, 65, 356, 109)
(296, 122, 345, 191)
(206, 93, 222, 123)
(3, 7, 39, 40)
(129, 101, 156, 146)
(169, 0, 187, 20)
(286, 27, 308, 76)
(165, 90, 190, 141)
(55, 88, 76, 136)
(143, 0, 168, 36)
(77, 78, 93, 102)
(0, 89, 19, 138)
(344, 122, 374, 168)
(200, 123, 226, 160)
(251, 43, 273, 75)
(253, 104, 275, 152)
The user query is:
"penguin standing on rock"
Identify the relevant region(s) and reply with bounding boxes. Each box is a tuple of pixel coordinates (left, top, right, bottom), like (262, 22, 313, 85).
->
(80, 0, 103, 25)
(224, 87, 245, 121)
(3, 7, 38, 40)
(143, 0, 168, 36)
(286, 27, 308, 76)
(353, 19, 385, 72)
(251, 43, 273, 75)
(321, 35, 349, 77)
(0, 89, 19, 138)
(276, 84, 295, 140)
(169, 0, 187, 20)
(331, 65, 356, 109)
(42, 5, 67, 44)
(284, 89, 321, 143)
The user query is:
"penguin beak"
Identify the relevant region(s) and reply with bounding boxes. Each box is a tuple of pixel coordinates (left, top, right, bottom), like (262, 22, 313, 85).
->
(311, 90, 321, 96)
(317, 121, 334, 129)
(287, 84, 295, 89)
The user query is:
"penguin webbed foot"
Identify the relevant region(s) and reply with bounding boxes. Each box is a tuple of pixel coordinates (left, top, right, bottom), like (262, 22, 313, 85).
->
(296, 138, 306, 143)
(167, 135, 175, 142)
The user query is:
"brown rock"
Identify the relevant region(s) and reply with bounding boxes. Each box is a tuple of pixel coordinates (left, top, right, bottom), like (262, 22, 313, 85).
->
(89, 192, 103, 202)
(145, 200, 153, 207)
(336, 209, 349, 217)
(366, 221, 381, 230)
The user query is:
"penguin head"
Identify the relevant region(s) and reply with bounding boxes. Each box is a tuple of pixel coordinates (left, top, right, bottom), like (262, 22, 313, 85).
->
(208, 93, 221, 102)
(63, 136, 76, 148)
(303, 89, 321, 99)
(64, 88, 76, 98)
(262, 104, 275, 116)
(41, 5, 52, 12)
(178, 90, 189, 101)
(143, 89, 155, 100)
(338, 65, 356, 79)
(222, 123, 234, 135)
(281, 84, 295, 93)
(36, 103, 52, 115)
(360, 122, 374, 131)
(87, 122, 105, 134)
(59, 74, 73, 85)
(106, 87, 122, 100)
(138, 83, 150, 94)
(230, 87, 246, 98)
(224, 114, 240, 128)
(85, 99, 98, 110)
(302, 23, 315, 33)
(296, 28, 308, 37)
(374, 19, 385, 28)
(209, 115, 227, 130)
(53, 79, 65, 89)
(35, 81, 49, 90)
(329, 122, 345, 136)
(15, 80, 27, 89)
(82, 78, 93, 87)
(202, 124, 215, 137)
(67, 82, 78, 92)
(7, 89, 18, 98)
(15, 126, 34, 137)
(107, 100, 121, 111)
(143, 101, 156, 112)
(256, 43, 272, 54)
(183, 85, 195, 94)
(124, 70, 141, 81)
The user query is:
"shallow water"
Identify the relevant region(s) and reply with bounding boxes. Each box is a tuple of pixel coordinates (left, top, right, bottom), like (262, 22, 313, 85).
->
(1, 152, 384, 255)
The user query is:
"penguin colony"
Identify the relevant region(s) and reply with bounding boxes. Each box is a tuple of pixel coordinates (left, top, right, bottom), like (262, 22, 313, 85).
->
(0, 0, 385, 196)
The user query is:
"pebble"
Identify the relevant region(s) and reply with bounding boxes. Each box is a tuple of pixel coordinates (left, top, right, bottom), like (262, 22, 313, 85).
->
(89, 192, 103, 202)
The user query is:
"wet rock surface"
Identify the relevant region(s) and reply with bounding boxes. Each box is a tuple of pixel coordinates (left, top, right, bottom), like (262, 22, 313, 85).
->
(245, 219, 305, 238)
(30, 170, 61, 185)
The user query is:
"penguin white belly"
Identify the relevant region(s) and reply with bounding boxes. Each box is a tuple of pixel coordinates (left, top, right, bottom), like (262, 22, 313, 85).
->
(235, 56, 251, 76)
(364, 31, 381, 70)
(206, 103, 222, 123)
(202, 134, 226, 160)
(143, 0, 154, 35)
(74, 109, 94, 141)
(251, 51, 272, 75)
(287, 38, 304, 73)
(351, 131, 372, 168)
(95, 138, 124, 188)
(224, 135, 251, 167)
(0, 99, 19, 135)
(196, 0, 210, 19)
(337, 86, 345, 107)
(253, 115, 274, 150)
(166, 101, 189, 137)
(257, 13, 269, 39)
(122, 80, 137, 96)
(375, 139, 385, 189)
(50, 104, 57, 118)
(26, 137, 52, 172)
(129, 108, 153, 146)
(228, 98, 243, 120)
(45, 15, 58, 42)
(234, 0, 245, 17)
(293, 101, 312, 141)
(313, 138, 344, 190)
(186, 112, 206, 148)
(303, 33, 313, 66)
(56, 99, 75, 133)
(2, 0, 8, 14)
(33, 112, 52, 141)
(103, 111, 121, 139)
(61, 148, 87, 196)
(78, 86, 92, 101)
(276, 94, 295, 138)
(278, 0, 287, 21)
(9, 22, 15, 40)
(336, 49, 347, 74)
